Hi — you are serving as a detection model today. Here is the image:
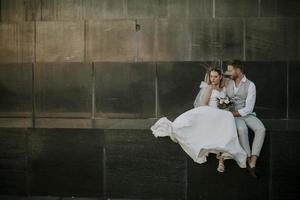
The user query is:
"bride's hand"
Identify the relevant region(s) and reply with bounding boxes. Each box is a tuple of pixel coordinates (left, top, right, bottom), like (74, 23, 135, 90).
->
(208, 84, 217, 90)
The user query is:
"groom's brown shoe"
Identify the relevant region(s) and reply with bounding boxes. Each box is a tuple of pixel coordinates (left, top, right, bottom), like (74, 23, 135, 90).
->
(247, 164, 258, 179)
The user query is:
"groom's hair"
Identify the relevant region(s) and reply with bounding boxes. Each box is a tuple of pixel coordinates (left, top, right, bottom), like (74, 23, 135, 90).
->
(226, 59, 244, 73)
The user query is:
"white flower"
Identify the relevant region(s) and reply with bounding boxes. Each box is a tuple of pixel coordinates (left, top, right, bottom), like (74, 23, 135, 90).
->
(219, 99, 224, 104)
(224, 99, 230, 104)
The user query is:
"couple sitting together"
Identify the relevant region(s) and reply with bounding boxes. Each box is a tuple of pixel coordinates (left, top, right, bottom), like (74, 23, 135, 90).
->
(151, 59, 266, 178)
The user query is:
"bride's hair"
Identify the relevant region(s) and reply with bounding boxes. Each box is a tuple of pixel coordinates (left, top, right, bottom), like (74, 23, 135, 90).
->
(206, 67, 225, 88)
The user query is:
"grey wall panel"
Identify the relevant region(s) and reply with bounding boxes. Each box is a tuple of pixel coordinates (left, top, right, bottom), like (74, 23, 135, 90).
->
(243, 61, 287, 119)
(29, 129, 104, 197)
(105, 129, 187, 199)
(0, 63, 32, 117)
(94, 62, 155, 118)
(34, 63, 92, 118)
(246, 18, 297, 61)
(0, 129, 27, 195)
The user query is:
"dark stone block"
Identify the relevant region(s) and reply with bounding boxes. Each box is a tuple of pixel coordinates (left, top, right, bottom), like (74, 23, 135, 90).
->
(157, 62, 209, 118)
(63, 198, 98, 200)
(0, 196, 59, 200)
(29, 129, 104, 197)
(0, 129, 27, 171)
(289, 62, 300, 119)
(0, 64, 32, 117)
(260, 0, 277, 17)
(260, 0, 300, 17)
(105, 129, 187, 199)
(246, 18, 297, 61)
(277, 0, 300, 17)
(34, 63, 92, 118)
(94, 62, 156, 118)
(271, 131, 300, 200)
(243, 62, 287, 119)
(188, 130, 270, 200)
(0, 171, 27, 195)
(0, 129, 28, 195)
(215, 0, 259, 17)
(191, 19, 244, 61)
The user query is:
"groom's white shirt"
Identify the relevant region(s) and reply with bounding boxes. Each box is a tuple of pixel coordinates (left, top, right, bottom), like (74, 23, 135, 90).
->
(233, 75, 256, 117)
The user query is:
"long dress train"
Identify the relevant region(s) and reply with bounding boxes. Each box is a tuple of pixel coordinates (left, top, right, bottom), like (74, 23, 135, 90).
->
(151, 88, 247, 168)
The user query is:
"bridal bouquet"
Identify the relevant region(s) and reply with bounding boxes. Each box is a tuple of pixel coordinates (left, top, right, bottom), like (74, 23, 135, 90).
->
(217, 96, 233, 110)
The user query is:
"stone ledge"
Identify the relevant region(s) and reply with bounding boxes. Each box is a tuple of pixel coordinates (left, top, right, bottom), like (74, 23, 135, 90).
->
(0, 118, 300, 132)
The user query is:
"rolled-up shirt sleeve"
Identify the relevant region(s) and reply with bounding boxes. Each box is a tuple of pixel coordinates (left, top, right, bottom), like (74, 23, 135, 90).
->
(237, 82, 256, 117)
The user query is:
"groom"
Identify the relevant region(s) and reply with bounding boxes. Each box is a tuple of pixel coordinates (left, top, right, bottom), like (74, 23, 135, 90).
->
(225, 60, 266, 178)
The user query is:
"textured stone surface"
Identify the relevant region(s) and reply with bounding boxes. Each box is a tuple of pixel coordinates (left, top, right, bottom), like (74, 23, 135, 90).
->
(105, 129, 187, 199)
(86, 20, 136, 62)
(289, 62, 300, 119)
(0, 23, 34, 63)
(34, 63, 92, 118)
(29, 129, 103, 197)
(35, 119, 92, 129)
(94, 62, 155, 118)
(0, 0, 41, 21)
(41, 0, 83, 21)
(156, 19, 191, 61)
(36, 21, 84, 62)
(271, 131, 300, 200)
(215, 0, 259, 17)
(127, 0, 167, 18)
(260, 0, 278, 17)
(0, 63, 32, 117)
(188, 0, 213, 18)
(191, 19, 243, 61)
(244, 61, 287, 119)
(136, 19, 156, 61)
(188, 131, 270, 200)
(0, 129, 27, 195)
(246, 18, 297, 61)
(157, 62, 210, 118)
(83, 0, 126, 19)
(276, 0, 300, 17)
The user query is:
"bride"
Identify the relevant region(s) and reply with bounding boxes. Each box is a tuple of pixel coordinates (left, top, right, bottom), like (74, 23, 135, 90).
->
(151, 67, 247, 172)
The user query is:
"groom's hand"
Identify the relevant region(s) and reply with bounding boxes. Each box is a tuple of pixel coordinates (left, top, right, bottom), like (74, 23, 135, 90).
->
(232, 111, 241, 117)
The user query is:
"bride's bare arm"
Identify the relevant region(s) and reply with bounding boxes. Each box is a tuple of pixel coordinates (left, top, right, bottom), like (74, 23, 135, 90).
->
(223, 77, 230, 87)
(199, 85, 213, 106)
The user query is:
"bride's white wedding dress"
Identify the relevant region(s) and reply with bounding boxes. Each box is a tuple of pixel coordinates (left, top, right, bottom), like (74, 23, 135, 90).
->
(151, 84, 247, 168)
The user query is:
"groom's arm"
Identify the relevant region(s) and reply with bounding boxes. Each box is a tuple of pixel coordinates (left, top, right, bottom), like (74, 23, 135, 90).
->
(236, 82, 256, 117)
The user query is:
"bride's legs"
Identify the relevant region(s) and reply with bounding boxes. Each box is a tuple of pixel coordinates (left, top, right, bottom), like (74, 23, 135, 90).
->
(217, 156, 225, 173)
